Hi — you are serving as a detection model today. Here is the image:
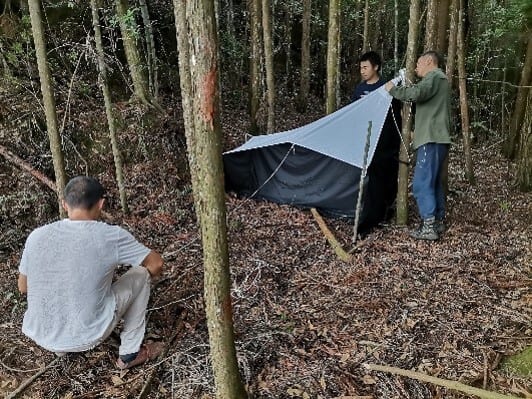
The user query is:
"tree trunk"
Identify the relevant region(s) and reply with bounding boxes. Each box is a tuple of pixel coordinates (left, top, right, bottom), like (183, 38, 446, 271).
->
(138, 0, 158, 99)
(173, 1, 247, 398)
(424, 0, 438, 51)
(396, 0, 421, 225)
(27, 0, 66, 218)
(114, 0, 150, 105)
(436, 0, 449, 53)
(248, 0, 261, 134)
(283, 2, 293, 87)
(446, 0, 458, 86)
(325, 0, 340, 114)
(262, 0, 275, 133)
(457, 0, 474, 184)
(362, 0, 369, 52)
(516, 89, 532, 192)
(91, 0, 128, 214)
(504, 35, 532, 159)
(394, 0, 398, 71)
(297, 0, 311, 112)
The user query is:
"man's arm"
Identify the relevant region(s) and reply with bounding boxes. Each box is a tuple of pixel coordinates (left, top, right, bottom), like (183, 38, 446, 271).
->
(18, 273, 27, 294)
(385, 73, 438, 102)
(142, 250, 163, 278)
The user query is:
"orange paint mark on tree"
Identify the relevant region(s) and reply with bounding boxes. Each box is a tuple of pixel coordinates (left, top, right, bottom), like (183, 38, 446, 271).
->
(201, 67, 217, 130)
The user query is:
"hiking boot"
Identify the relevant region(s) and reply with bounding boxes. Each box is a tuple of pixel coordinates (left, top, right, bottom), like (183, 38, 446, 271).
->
(116, 341, 165, 370)
(410, 218, 439, 241)
(435, 219, 445, 234)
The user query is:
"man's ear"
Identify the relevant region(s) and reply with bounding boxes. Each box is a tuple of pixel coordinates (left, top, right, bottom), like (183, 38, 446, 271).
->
(61, 199, 68, 212)
(97, 198, 105, 210)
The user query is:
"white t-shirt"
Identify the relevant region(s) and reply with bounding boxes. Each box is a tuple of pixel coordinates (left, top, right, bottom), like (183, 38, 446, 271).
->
(19, 219, 151, 352)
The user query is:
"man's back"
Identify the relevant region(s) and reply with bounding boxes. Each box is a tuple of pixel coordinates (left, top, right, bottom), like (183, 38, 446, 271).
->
(20, 220, 149, 352)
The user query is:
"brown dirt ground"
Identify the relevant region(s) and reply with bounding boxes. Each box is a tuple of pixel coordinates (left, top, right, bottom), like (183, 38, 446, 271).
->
(0, 100, 531, 398)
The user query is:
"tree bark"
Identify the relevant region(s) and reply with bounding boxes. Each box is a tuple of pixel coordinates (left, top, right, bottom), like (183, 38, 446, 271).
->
(27, 0, 66, 218)
(516, 87, 532, 191)
(457, 0, 475, 184)
(297, 0, 311, 112)
(283, 2, 293, 87)
(362, 0, 369, 52)
(396, 0, 421, 225)
(504, 35, 532, 159)
(138, 0, 158, 99)
(173, 1, 247, 398)
(446, 0, 458, 86)
(115, 0, 150, 105)
(325, 0, 340, 114)
(424, 0, 438, 51)
(436, 0, 449, 53)
(248, 0, 261, 134)
(262, 0, 275, 133)
(394, 0, 398, 71)
(91, 0, 128, 214)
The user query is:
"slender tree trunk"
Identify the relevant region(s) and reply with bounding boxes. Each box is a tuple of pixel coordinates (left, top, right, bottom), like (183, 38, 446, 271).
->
(283, 2, 293, 87)
(115, 0, 150, 105)
(362, 0, 369, 52)
(262, 0, 275, 133)
(138, 0, 158, 99)
(446, 0, 458, 86)
(227, 0, 235, 38)
(436, 0, 449, 53)
(248, 0, 261, 134)
(325, 0, 340, 114)
(457, 0, 474, 184)
(396, 0, 421, 225)
(424, 0, 438, 51)
(517, 89, 532, 191)
(504, 35, 532, 159)
(91, 0, 128, 214)
(297, 0, 311, 112)
(27, 0, 66, 218)
(394, 0, 398, 71)
(173, 1, 247, 398)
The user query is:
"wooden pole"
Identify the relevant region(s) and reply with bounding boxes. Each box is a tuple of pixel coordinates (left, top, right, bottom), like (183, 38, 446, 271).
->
(353, 120, 372, 243)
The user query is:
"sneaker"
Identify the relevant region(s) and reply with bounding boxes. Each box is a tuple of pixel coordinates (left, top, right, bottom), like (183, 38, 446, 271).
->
(410, 218, 439, 241)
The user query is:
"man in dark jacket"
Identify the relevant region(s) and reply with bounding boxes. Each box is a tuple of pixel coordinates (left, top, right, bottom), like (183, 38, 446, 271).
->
(352, 51, 402, 231)
(385, 51, 451, 240)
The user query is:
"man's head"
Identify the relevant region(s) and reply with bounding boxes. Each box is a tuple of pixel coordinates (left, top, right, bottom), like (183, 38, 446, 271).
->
(415, 51, 441, 78)
(63, 176, 105, 219)
(359, 51, 381, 83)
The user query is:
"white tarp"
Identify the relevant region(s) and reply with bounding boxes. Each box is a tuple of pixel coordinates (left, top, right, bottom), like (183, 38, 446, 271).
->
(224, 86, 393, 168)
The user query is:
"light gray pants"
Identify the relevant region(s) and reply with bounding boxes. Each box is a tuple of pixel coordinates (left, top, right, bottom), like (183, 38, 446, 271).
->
(108, 267, 151, 356)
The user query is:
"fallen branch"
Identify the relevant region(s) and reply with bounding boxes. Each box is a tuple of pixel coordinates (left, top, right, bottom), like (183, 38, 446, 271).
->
(364, 363, 520, 399)
(310, 208, 352, 262)
(0, 144, 56, 192)
(6, 357, 60, 399)
(0, 144, 114, 221)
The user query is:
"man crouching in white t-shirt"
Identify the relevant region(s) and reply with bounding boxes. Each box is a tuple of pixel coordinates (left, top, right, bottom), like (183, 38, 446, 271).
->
(17, 176, 164, 369)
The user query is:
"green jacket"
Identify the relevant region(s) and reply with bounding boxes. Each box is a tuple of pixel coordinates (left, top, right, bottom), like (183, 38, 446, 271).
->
(389, 68, 452, 149)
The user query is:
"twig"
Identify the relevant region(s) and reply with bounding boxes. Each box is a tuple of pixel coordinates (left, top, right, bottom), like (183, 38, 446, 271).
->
(310, 208, 352, 262)
(364, 363, 520, 399)
(6, 357, 60, 399)
(136, 311, 188, 399)
(0, 360, 42, 373)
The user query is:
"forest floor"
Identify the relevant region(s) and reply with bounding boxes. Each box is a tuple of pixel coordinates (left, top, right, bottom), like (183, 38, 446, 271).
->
(0, 96, 531, 398)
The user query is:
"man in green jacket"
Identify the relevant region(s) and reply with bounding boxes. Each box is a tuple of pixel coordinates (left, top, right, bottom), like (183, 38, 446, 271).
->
(385, 51, 451, 240)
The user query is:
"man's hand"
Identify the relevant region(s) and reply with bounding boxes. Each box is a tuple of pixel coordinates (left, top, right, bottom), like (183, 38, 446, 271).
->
(385, 81, 395, 91)
(142, 251, 164, 278)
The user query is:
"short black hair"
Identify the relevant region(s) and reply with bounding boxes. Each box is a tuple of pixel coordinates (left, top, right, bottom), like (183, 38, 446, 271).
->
(64, 176, 105, 210)
(422, 50, 443, 67)
(359, 51, 382, 72)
